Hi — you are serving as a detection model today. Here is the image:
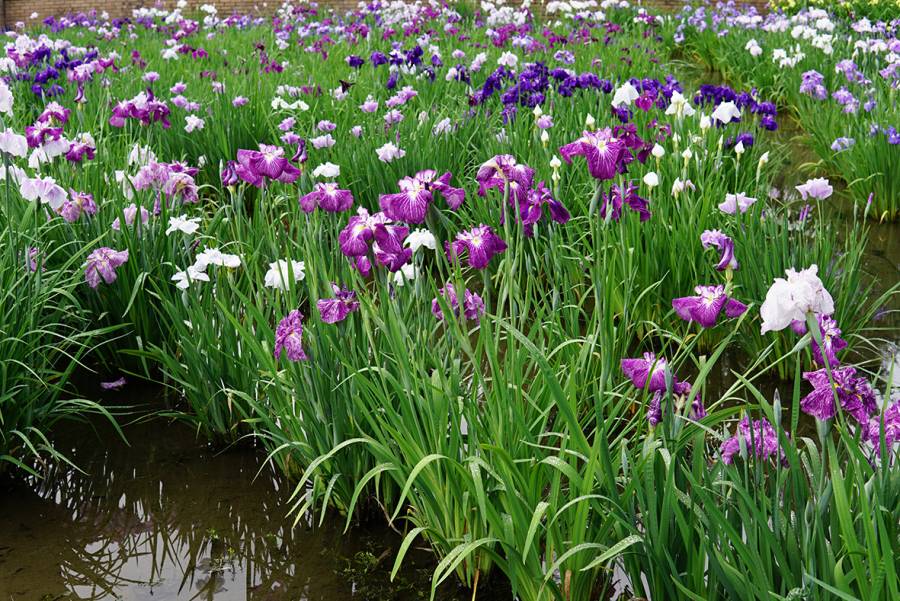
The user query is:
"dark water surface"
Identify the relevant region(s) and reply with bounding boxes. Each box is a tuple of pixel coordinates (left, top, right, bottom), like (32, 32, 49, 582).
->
(0, 407, 489, 601)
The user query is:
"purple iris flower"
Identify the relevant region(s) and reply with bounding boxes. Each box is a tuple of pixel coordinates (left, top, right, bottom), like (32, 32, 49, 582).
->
(317, 283, 360, 324)
(431, 282, 485, 321)
(810, 314, 848, 367)
(559, 128, 630, 181)
(274, 310, 308, 362)
(720, 417, 786, 465)
(831, 137, 855, 152)
(801, 366, 877, 424)
(672, 285, 748, 328)
(37, 101, 70, 124)
(648, 381, 707, 427)
(235, 144, 301, 187)
(447, 225, 507, 270)
(600, 180, 650, 222)
(65, 139, 95, 163)
(799, 70, 827, 100)
(379, 170, 465, 223)
(373, 224, 412, 272)
(476, 154, 535, 198)
(58, 190, 97, 223)
(299, 183, 354, 213)
(25, 122, 63, 148)
(338, 208, 390, 257)
(863, 399, 900, 457)
(621, 352, 669, 392)
(700, 229, 738, 271)
(517, 181, 570, 236)
(109, 93, 171, 128)
(291, 139, 308, 164)
(84, 247, 129, 289)
(221, 160, 240, 187)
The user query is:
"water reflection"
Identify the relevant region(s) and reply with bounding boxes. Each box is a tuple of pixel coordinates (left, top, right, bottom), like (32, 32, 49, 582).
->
(0, 406, 472, 601)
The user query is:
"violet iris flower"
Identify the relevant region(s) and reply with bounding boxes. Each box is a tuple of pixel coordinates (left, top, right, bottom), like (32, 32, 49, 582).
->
(601, 180, 650, 222)
(801, 367, 877, 424)
(235, 144, 301, 187)
(221, 160, 240, 186)
(299, 182, 354, 213)
(339, 207, 390, 257)
(863, 399, 900, 457)
(58, 190, 97, 223)
(720, 417, 786, 465)
(432, 282, 485, 321)
(647, 381, 707, 427)
(700, 229, 737, 271)
(559, 128, 630, 180)
(447, 225, 507, 269)
(84, 247, 129, 288)
(274, 310, 308, 361)
(109, 92, 171, 128)
(799, 70, 827, 100)
(372, 224, 412, 272)
(620, 352, 670, 392)
(37, 101, 71, 124)
(65, 139, 95, 163)
(317, 283, 360, 324)
(517, 181, 570, 236)
(25, 122, 63, 148)
(476, 154, 534, 198)
(810, 314, 847, 367)
(291, 139, 308, 164)
(379, 170, 465, 223)
(672, 285, 748, 328)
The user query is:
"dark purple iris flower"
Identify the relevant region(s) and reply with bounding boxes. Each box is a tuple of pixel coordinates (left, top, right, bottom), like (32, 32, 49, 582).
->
(447, 225, 507, 270)
(37, 101, 70, 124)
(647, 381, 707, 427)
(25, 122, 63, 148)
(475, 155, 534, 198)
(221, 161, 240, 187)
(600, 180, 650, 222)
(109, 91, 171, 129)
(559, 128, 630, 181)
(339, 208, 390, 257)
(372, 223, 412, 272)
(517, 181, 570, 236)
(672, 285, 748, 328)
(84, 247, 129, 289)
(66, 140, 95, 163)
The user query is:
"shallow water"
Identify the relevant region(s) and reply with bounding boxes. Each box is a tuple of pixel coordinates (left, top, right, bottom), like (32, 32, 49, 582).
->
(0, 402, 493, 601)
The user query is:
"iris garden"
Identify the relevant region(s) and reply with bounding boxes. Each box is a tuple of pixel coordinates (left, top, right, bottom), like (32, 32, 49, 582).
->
(0, 1, 898, 599)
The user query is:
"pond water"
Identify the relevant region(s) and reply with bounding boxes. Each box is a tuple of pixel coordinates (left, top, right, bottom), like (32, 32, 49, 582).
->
(0, 394, 505, 601)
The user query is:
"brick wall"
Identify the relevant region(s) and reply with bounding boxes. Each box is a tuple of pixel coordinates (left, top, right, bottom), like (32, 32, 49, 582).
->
(2, 1, 768, 29)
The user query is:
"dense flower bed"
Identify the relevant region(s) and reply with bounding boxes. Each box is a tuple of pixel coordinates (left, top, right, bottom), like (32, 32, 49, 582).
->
(676, 2, 900, 219)
(0, 2, 898, 600)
